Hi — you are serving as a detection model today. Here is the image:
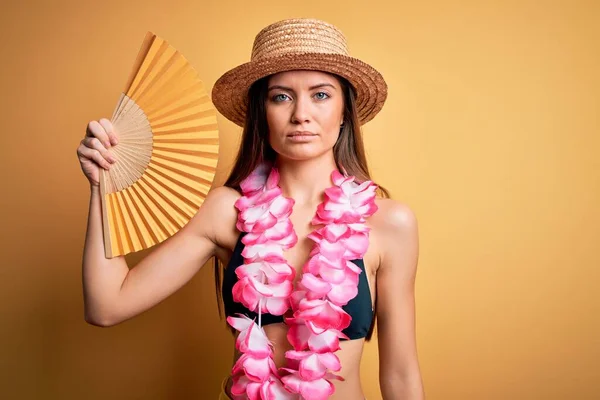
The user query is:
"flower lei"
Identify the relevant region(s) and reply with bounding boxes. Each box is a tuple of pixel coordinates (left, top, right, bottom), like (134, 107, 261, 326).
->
(225, 162, 378, 400)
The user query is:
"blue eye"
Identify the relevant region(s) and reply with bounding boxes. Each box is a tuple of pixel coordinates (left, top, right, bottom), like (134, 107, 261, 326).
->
(315, 92, 330, 100)
(273, 93, 290, 102)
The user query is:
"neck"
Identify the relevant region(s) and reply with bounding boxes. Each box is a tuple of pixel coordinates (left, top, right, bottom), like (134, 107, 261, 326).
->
(273, 153, 340, 206)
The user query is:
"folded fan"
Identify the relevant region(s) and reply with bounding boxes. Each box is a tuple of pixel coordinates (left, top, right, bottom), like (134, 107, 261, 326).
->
(99, 32, 219, 258)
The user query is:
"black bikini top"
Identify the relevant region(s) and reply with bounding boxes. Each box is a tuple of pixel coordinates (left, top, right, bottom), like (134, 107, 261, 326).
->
(221, 231, 375, 340)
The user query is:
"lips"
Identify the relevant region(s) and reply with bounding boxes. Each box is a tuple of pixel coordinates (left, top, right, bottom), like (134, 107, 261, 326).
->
(288, 131, 316, 137)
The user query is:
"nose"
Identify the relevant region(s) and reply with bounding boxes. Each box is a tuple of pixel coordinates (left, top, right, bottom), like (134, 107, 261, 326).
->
(290, 94, 311, 124)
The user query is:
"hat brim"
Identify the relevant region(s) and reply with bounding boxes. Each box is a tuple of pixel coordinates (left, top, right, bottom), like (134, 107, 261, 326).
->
(211, 52, 387, 127)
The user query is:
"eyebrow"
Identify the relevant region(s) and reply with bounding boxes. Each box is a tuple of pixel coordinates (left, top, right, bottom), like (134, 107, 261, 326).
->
(267, 83, 337, 92)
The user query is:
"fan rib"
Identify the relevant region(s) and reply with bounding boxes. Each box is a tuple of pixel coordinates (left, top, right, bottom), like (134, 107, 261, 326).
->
(137, 175, 189, 231)
(153, 123, 220, 136)
(152, 112, 218, 131)
(127, 40, 170, 102)
(122, 187, 155, 249)
(118, 188, 147, 251)
(152, 147, 218, 160)
(141, 70, 200, 116)
(108, 194, 126, 255)
(114, 191, 140, 252)
(134, 47, 182, 107)
(130, 180, 173, 242)
(152, 152, 217, 178)
(148, 160, 214, 190)
(136, 177, 181, 235)
(122, 32, 156, 94)
(149, 97, 215, 126)
(145, 164, 209, 206)
(142, 167, 205, 216)
(127, 184, 162, 246)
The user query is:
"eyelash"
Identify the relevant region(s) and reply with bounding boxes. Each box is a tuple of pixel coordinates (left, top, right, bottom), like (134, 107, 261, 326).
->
(271, 92, 330, 102)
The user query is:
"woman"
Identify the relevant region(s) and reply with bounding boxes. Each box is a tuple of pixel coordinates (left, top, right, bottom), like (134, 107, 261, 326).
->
(77, 18, 424, 400)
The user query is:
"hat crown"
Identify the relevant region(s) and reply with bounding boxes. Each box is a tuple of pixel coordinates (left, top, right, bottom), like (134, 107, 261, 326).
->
(211, 17, 387, 127)
(250, 18, 349, 61)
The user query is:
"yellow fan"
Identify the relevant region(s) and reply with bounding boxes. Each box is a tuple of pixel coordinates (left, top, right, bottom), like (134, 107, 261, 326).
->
(100, 32, 219, 258)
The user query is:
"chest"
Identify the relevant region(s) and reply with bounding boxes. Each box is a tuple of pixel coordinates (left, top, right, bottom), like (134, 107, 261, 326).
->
(221, 208, 381, 271)
(218, 203, 382, 312)
(281, 209, 380, 301)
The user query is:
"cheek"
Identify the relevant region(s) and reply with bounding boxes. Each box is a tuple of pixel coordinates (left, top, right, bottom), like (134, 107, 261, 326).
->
(321, 110, 343, 137)
(266, 107, 285, 132)
(323, 99, 344, 129)
(325, 129, 341, 148)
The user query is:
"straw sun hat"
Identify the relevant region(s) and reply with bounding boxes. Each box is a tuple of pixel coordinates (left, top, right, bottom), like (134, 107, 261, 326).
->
(211, 18, 388, 127)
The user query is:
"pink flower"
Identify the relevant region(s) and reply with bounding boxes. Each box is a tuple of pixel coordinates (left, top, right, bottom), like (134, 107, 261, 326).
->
(231, 374, 262, 399)
(280, 369, 344, 400)
(288, 290, 307, 311)
(243, 218, 296, 243)
(239, 162, 272, 194)
(232, 277, 260, 311)
(237, 261, 295, 285)
(315, 223, 353, 243)
(300, 273, 332, 297)
(312, 172, 378, 225)
(227, 315, 272, 358)
(242, 241, 285, 260)
(236, 169, 295, 234)
(235, 186, 281, 213)
(285, 350, 341, 380)
(341, 230, 370, 259)
(260, 376, 300, 400)
(232, 353, 278, 382)
(305, 254, 346, 282)
(286, 318, 348, 353)
(295, 299, 352, 334)
(301, 270, 360, 306)
(232, 373, 299, 400)
(228, 315, 294, 399)
(307, 328, 348, 353)
(231, 275, 292, 315)
(237, 206, 277, 233)
(309, 227, 370, 261)
(308, 234, 347, 260)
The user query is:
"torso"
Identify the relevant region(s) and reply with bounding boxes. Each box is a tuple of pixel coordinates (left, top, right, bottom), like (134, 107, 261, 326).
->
(213, 186, 390, 399)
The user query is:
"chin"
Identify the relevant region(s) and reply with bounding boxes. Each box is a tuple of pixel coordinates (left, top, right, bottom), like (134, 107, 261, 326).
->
(274, 147, 333, 161)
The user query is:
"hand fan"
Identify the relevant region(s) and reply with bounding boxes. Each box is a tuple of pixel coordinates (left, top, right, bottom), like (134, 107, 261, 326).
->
(99, 32, 219, 258)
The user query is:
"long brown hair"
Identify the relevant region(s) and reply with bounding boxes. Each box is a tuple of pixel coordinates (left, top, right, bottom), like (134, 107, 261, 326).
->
(213, 72, 390, 340)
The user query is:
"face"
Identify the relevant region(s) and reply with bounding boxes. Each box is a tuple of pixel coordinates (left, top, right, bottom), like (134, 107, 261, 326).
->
(265, 70, 345, 161)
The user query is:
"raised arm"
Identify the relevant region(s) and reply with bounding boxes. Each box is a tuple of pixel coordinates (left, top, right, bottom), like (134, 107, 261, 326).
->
(82, 184, 238, 327)
(375, 200, 425, 399)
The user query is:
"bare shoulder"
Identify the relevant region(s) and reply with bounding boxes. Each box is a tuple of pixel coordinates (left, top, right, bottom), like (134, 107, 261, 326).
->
(372, 198, 418, 231)
(370, 198, 419, 270)
(195, 185, 242, 253)
(202, 185, 242, 216)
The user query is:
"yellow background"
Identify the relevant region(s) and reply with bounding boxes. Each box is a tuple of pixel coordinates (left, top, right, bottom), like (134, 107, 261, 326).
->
(1, 0, 598, 399)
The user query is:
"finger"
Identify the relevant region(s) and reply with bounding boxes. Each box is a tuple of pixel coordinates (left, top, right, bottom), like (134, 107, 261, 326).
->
(81, 136, 117, 163)
(98, 118, 119, 146)
(85, 120, 111, 149)
(77, 144, 112, 170)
